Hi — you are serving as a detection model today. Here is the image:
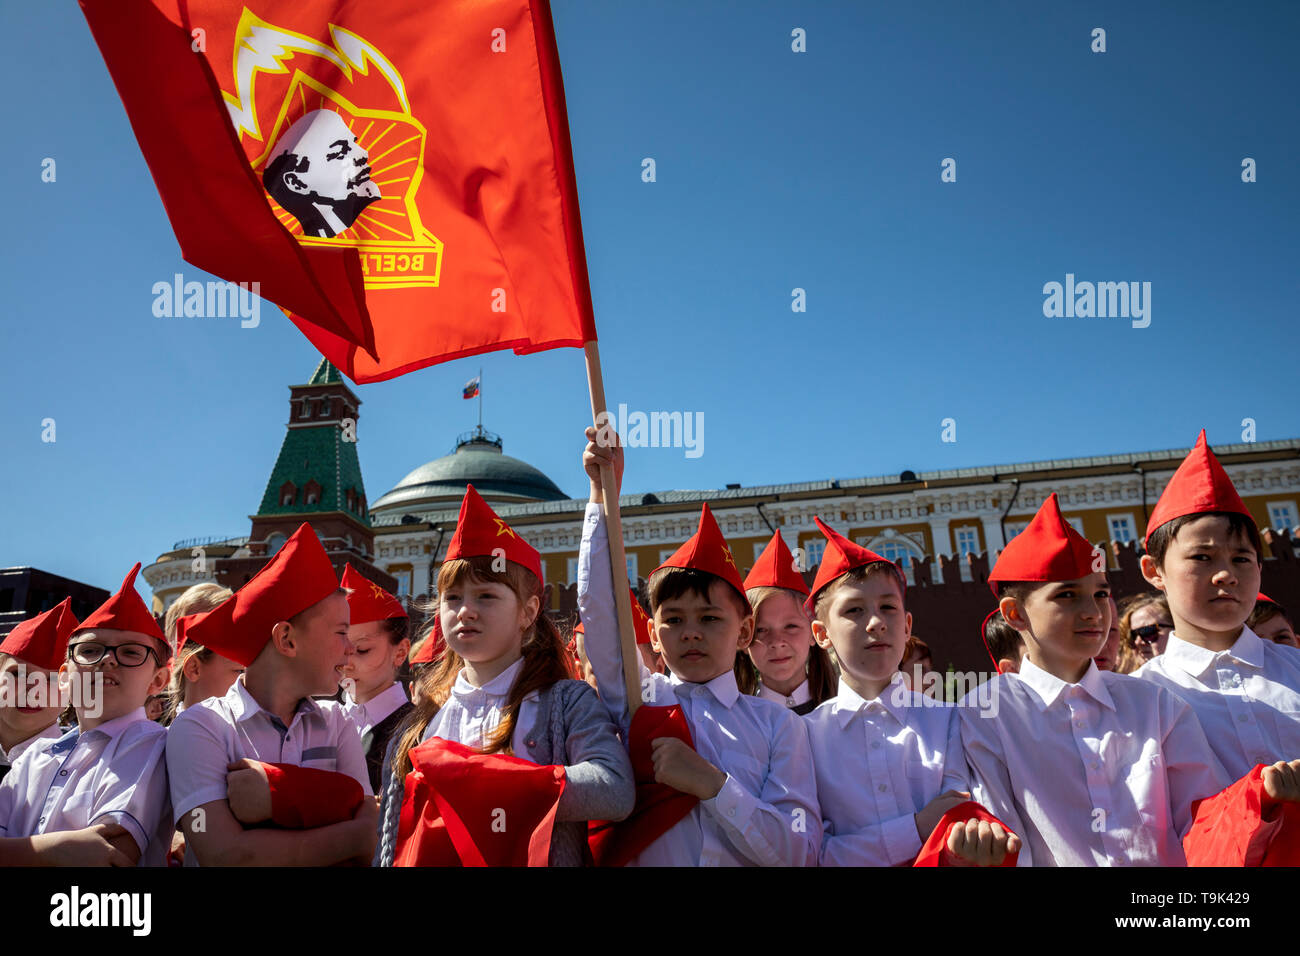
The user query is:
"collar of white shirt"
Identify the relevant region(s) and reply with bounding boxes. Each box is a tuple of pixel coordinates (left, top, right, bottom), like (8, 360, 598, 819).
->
(49, 707, 149, 754)
(1015, 657, 1115, 712)
(226, 675, 322, 726)
(451, 656, 525, 703)
(667, 668, 741, 708)
(0, 722, 63, 764)
(362, 681, 410, 727)
(757, 678, 811, 708)
(833, 672, 910, 728)
(1160, 626, 1265, 678)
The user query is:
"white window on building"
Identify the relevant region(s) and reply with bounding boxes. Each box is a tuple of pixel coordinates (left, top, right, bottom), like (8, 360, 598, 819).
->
(567, 557, 579, 584)
(1267, 501, 1297, 532)
(395, 571, 411, 597)
(875, 541, 916, 586)
(626, 554, 638, 585)
(1107, 514, 1136, 544)
(954, 526, 979, 557)
(1065, 517, 1086, 536)
(754, 542, 768, 566)
(1004, 522, 1029, 541)
(299, 401, 311, 419)
(803, 538, 825, 571)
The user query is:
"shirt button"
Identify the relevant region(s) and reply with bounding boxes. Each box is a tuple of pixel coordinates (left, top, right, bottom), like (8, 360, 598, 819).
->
(1090, 762, 1099, 771)
(526, 739, 537, 748)
(870, 741, 881, 750)
(59, 770, 67, 776)
(1238, 714, 1249, 723)
(727, 808, 735, 817)
(878, 783, 888, 793)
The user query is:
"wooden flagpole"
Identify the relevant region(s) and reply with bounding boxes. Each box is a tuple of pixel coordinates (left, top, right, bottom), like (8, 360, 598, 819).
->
(583, 340, 642, 716)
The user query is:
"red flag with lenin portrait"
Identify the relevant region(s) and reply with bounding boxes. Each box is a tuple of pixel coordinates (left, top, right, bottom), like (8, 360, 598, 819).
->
(79, 0, 597, 383)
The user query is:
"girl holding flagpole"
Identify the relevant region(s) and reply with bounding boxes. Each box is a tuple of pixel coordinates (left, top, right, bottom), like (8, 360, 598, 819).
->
(375, 485, 633, 866)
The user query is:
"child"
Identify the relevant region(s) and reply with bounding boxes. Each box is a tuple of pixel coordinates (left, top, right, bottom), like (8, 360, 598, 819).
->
(1093, 595, 1121, 671)
(1115, 592, 1174, 674)
(736, 531, 836, 715)
(339, 563, 413, 791)
(579, 428, 821, 866)
(1134, 432, 1300, 783)
(0, 599, 75, 783)
(1249, 594, 1298, 648)
(374, 485, 634, 866)
(167, 523, 378, 866)
(161, 583, 241, 723)
(963, 492, 1234, 866)
(806, 517, 1016, 866)
(0, 565, 173, 866)
(899, 636, 938, 696)
(980, 609, 1025, 676)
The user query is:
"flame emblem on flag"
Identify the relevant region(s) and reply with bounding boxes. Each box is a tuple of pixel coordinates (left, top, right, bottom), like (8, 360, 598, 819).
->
(220, 8, 443, 290)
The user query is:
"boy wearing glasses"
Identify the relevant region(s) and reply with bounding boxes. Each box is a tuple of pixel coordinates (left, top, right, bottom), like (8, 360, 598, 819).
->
(0, 565, 173, 865)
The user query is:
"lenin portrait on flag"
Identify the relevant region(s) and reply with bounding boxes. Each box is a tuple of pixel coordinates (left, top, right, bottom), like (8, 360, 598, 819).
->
(263, 109, 381, 238)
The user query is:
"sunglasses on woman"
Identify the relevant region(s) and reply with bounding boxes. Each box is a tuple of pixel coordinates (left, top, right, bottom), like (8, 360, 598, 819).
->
(1131, 623, 1173, 645)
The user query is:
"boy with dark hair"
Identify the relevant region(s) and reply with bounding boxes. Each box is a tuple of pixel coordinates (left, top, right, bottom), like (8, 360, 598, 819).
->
(579, 428, 820, 866)
(962, 493, 1233, 865)
(1134, 431, 1300, 792)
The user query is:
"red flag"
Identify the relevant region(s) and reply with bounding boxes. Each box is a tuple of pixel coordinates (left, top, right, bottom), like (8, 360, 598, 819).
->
(1183, 764, 1300, 867)
(393, 738, 566, 867)
(80, 0, 597, 383)
(588, 705, 699, 867)
(912, 800, 1020, 867)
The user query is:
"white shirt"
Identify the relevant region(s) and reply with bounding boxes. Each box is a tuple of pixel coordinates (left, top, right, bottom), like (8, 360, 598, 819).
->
(355, 681, 411, 737)
(578, 502, 821, 866)
(424, 657, 544, 760)
(1135, 626, 1300, 782)
(166, 675, 371, 866)
(960, 658, 1230, 866)
(0, 723, 62, 770)
(757, 679, 811, 710)
(806, 673, 967, 866)
(0, 709, 171, 866)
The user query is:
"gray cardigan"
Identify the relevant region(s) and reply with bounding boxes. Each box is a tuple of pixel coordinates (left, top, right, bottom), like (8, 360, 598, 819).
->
(375, 678, 634, 866)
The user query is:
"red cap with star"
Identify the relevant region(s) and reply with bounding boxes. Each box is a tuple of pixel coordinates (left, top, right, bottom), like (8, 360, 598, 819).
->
(341, 563, 407, 627)
(987, 493, 1098, 596)
(75, 563, 169, 653)
(744, 530, 810, 596)
(444, 484, 542, 582)
(1144, 430, 1255, 546)
(805, 517, 901, 613)
(650, 503, 750, 613)
(0, 597, 79, 671)
(186, 523, 340, 667)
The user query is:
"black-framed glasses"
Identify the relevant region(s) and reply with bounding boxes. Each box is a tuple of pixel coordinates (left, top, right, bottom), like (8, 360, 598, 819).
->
(69, 641, 161, 668)
(1132, 623, 1172, 644)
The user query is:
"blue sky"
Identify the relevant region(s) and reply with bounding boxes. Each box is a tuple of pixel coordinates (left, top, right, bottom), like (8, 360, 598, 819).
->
(2, 0, 1298, 598)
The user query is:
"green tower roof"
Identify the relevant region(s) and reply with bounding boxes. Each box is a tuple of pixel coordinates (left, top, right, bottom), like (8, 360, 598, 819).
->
(306, 357, 344, 385)
(256, 363, 368, 521)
